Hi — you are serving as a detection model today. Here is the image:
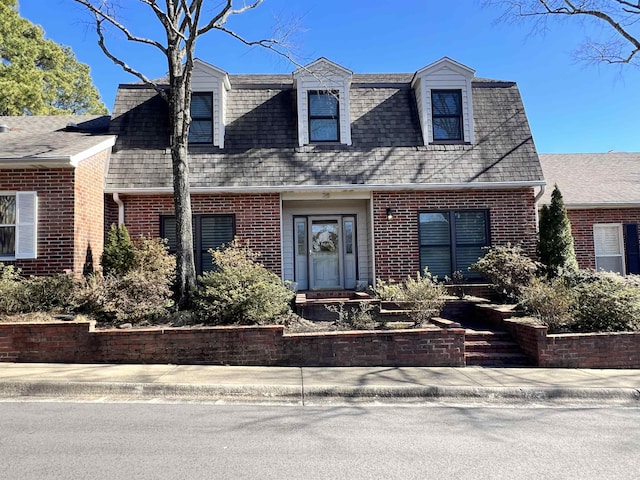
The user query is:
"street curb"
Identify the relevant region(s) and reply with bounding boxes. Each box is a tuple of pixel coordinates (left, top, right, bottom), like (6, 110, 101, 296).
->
(1, 381, 639, 404)
(302, 385, 640, 402)
(0, 381, 304, 403)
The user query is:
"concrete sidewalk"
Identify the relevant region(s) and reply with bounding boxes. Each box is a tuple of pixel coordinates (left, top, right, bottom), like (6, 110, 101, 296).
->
(0, 363, 639, 405)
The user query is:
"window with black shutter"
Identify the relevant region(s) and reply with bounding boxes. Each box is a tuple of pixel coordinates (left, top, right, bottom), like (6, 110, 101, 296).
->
(161, 214, 235, 275)
(419, 210, 489, 279)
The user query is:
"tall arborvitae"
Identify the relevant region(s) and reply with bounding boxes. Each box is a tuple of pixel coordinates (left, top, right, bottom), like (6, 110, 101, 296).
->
(101, 224, 135, 277)
(538, 185, 578, 276)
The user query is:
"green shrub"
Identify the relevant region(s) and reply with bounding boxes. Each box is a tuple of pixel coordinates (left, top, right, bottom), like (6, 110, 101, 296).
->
(326, 301, 376, 330)
(0, 264, 77, 315)
(101, 224, 135, 276)
(402, 269, 447, 326)
(75, 236, 175, 325)
(194, 241, 294, 325)
(518, 276, 575, 333)
(373, 268, 446, 326)
(21, 274, 77, 313)
(0, 263, 24, 315)
(372, 278, 404, 301)
(470, 244, 539, 301)
(571, 273, 640, 333)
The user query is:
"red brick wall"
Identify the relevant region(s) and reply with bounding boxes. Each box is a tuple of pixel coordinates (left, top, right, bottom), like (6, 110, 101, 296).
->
(117, 193, 282, 274)
(567, 208, 640, 270)
(503, 319, 640, 368)
(74, 151, 108, 275)
(0, 168, 75, 275)
(0, 322, 465, 367)
(373, 188, 537, 281)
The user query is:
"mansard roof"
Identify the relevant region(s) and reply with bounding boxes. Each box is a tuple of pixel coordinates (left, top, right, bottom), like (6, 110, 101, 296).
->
(105, 68, 543, 192)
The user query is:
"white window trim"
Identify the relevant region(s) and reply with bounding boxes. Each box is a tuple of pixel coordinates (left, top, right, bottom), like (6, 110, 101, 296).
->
(0, 191, 38, 260)
(293, 58, 353, 147)
(593, 223, 625, 275)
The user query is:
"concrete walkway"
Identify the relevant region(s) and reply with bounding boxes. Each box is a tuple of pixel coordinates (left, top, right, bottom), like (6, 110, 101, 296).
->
(1, 363, 639, 405)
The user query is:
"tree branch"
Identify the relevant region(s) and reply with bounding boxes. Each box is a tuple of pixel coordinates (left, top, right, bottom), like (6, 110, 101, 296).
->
(488, 0, 640, 64)
(72, 0, 168, 53)
(94, 17, 167, 100)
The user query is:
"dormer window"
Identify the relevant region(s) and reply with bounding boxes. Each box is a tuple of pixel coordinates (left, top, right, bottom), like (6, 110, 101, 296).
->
(293, 58, 353, 147)
(189, 92, 213, 144)
(412, 57, 475, 146)
(309, 91, 339, 142)
(431, 90, 463, 141)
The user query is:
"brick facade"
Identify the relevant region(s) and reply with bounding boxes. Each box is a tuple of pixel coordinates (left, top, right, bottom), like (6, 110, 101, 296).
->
(567, 208, 640, 270)
(73, 151, 108, 275)
(0, 150, 108, 276)
(113, 192, 282, 275)
(373, 188, 537, 281)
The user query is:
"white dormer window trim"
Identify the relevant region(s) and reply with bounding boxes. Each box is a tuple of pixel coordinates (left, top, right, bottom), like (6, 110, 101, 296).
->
(293, 58, 353, 147)
(189, 58, 231, 148)
(412, 57, 475, 146)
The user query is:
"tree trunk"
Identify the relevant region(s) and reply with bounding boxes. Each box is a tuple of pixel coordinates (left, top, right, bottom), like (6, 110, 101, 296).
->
(167, 58, 197, 308)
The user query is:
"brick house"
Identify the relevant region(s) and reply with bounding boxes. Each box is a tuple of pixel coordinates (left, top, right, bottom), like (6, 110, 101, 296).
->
(0, 116, 115, 276)
(539, 152, 640, 275)
(1, 57, 545, 287)
(105, 57, 544, 289)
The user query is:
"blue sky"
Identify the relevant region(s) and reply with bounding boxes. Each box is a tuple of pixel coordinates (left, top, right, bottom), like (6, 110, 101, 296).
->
(19, 0, 640, 153)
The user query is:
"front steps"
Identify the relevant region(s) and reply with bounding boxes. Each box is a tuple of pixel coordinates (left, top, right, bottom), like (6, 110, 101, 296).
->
(464, 330, 531, 367)
(294, 291, 533, 367)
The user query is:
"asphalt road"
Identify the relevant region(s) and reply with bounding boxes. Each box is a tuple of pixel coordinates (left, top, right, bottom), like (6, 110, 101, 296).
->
(1, 403, 639, 479)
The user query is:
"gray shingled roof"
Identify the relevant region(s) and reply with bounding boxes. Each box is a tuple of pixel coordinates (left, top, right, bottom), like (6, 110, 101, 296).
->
(0, 115, 112, 164)
(106, 74, 543, 191)
(539, 152, 640, 206)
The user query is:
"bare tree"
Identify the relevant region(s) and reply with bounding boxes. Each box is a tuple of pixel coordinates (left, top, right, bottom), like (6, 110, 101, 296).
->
(488, 1, 640, 65)
(71, 0, 290, 307)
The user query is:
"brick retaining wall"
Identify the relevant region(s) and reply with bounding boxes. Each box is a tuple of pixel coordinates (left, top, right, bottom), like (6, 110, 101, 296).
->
(502, 317, 640, 368)
(0, 322, 465, 367)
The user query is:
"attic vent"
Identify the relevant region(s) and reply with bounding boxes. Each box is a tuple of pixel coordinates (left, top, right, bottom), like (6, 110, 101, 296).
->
(0, 124, 9, 133)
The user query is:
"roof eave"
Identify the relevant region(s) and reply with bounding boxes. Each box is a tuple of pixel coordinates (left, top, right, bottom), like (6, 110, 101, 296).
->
(105, 180, 546, 195)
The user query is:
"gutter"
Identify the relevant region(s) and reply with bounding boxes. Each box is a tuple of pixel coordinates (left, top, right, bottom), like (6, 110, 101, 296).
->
(104, 180, 546, 196)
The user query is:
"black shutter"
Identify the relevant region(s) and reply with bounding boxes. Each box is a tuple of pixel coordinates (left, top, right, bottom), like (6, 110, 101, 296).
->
(624, 223, 640, 275)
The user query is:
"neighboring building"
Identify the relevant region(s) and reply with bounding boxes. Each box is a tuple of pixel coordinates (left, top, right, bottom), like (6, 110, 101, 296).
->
(539, 152, 640, 275)
(0, 116, 116, 276)
(105, 57, 544, 289)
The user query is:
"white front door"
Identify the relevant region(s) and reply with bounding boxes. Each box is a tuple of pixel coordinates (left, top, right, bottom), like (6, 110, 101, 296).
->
(310, 218, 342, 289)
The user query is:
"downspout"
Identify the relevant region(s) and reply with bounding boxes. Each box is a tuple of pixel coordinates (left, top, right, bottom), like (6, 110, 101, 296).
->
(112, 193, 125, 226)
(533, 185, 546, 232)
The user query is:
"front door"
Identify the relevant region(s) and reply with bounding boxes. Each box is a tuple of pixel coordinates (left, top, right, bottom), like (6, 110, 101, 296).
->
(309, 219, 342, 289)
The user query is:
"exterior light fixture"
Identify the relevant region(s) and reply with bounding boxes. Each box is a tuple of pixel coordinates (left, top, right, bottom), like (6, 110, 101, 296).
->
(386, 208, 395, 220)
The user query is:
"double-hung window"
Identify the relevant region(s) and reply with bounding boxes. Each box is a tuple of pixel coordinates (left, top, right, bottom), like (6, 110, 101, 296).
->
(419, 210, 489, 279)
(161, 214, 235, 275)
(309, 91, 339, 142)
(0, 192, 37, 260)
(593, 224, 625, 275)
(189, 92, 214, 144)
(431, 90, 463, 142)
